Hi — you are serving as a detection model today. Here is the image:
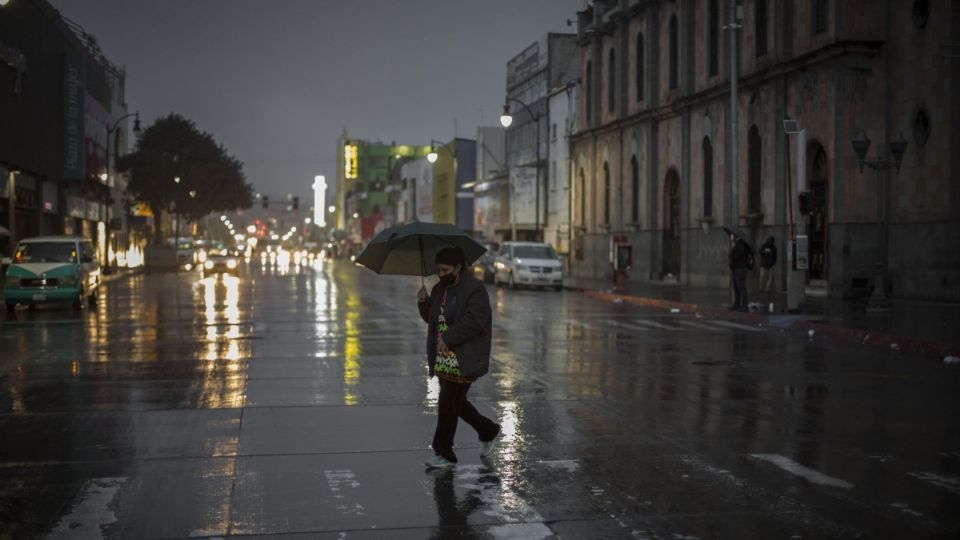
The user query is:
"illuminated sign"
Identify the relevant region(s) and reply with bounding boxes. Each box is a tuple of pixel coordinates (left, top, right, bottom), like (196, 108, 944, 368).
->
(344, 144, 358, 179)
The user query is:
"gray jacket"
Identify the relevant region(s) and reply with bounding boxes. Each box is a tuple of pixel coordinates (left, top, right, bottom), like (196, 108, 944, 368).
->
(417, 273, 492, 379)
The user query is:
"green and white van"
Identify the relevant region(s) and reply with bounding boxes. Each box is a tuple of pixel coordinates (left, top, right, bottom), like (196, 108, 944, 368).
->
(4, 236, 101, 312)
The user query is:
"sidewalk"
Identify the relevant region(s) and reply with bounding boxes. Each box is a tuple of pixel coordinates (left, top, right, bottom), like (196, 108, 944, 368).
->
(564, 276, 960, 359)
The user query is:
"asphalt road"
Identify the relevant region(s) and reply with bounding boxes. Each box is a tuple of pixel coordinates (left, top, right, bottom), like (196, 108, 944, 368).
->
(1, 256, 958, 539)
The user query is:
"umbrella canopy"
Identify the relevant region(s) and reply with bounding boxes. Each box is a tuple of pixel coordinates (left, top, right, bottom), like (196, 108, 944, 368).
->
(722, 226, 753, 250)
(356, 221, 487, 277)
(0, 225, 9, 236)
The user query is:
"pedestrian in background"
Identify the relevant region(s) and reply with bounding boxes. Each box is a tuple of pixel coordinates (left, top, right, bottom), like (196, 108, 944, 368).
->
(417, 246, 500, 469)
(758, 236, 777, 293)
(728, 233, 754, 311)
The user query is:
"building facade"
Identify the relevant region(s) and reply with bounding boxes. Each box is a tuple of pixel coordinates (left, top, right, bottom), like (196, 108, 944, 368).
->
(571, 0, 959, 301)
(504, 33, 579, 243)
(546, 81, 578, 255)
(473, 126, 508, 243)
(1, 0, 139, 267)
(334, 134, 428, 247)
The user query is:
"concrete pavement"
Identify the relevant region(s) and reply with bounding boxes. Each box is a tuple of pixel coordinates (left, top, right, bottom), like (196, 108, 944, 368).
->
(565, 275, 960, 359)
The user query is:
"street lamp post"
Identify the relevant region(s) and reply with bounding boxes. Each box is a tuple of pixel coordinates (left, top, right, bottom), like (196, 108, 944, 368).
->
(103, 111, 140, 271)
(851, 129, 908, 312)
(105, 112, 141, 183)
(500, 97, 542, 242)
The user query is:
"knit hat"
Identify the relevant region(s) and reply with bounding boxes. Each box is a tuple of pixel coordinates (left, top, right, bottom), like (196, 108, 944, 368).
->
(435, 246, 465, 267)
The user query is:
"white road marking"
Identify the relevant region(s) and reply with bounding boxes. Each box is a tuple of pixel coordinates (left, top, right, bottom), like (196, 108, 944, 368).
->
(537, 459, 581, 472)
(907, 472, 960, 495)
(601, 319, 650, 331)
(45, 477, 128, 540)
(749, 454, 854, 488)
(672, 319, 725, 331)
(324, 469, 366, 516)
(703, 319, 765, 332)
(625, 319, 680, 330)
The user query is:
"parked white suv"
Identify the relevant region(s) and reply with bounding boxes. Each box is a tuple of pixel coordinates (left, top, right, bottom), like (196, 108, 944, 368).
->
(494, 242, 563, 290)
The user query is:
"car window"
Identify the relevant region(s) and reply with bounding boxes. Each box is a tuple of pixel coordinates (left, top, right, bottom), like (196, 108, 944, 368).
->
(513, 245, 558, 259)
(14, 242, 78, 263)
(81, 242, 96, 262)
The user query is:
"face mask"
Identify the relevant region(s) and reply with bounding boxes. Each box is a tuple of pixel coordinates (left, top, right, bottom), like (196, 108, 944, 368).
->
(439, 272, 456, 286)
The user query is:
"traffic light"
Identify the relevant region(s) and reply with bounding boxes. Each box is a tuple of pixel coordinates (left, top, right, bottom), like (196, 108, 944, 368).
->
(262, 196, 269, 209)
(292, 197, 299, 210)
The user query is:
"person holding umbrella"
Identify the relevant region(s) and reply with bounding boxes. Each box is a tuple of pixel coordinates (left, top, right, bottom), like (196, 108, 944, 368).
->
(726, 228, 755, 311)
(417, 246, 500, 469)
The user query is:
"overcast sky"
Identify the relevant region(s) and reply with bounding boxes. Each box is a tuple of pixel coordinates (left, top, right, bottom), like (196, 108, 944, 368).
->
(49, 0, 586, 202)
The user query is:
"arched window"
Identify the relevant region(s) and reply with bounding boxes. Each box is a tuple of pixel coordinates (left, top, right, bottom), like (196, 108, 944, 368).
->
(607, 48, 616, 113)
(708, 0, 719, 76)
(585, 61, 593, 125)
(603, 162, 611, 225)
(635, 33, 644, 102)
(812, 0, 828, 35)
(755, 0, 768, 57)
(702, 137, 713, 217)
(669, 15, 679, 89)
(748, 125, 762, 214)
(631, 155, 640, 223)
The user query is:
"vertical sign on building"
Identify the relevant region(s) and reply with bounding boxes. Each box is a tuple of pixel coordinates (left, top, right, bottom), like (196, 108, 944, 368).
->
(313, 175, 326, 227)
(63, 53, 86, 180)
(344, 143, 358, 180)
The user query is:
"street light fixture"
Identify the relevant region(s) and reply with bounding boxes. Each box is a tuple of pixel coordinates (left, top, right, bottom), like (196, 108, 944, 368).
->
(500, 97, 542, 241)
(850, 129, 908, 311)
(426, 139, 450, 164)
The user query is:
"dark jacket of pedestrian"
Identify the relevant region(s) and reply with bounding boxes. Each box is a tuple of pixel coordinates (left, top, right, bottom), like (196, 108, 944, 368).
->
(418, 272, 492, 380)
(759, 237, 777, 269)
(728, 238, 753, 271)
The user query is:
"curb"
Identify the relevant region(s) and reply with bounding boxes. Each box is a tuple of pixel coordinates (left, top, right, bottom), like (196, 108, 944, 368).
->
(572, 286, 960, 359)
(101, 267, 145, 284)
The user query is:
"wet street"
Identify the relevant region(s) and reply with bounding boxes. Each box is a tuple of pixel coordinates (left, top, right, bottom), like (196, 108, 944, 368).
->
(1, 257, 959, 539)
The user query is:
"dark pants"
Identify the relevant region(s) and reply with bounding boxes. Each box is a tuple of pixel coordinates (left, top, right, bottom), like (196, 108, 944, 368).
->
(432, 378, 500, 462)
(732, 268, 749, 308)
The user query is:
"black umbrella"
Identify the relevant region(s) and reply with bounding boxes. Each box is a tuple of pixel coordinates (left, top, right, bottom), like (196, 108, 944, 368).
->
(355, 221, 486, 285)
(722, 225, 753, 250)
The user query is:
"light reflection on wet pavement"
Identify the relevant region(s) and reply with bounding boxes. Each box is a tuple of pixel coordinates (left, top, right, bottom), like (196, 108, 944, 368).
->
(1, 258, 959, 539)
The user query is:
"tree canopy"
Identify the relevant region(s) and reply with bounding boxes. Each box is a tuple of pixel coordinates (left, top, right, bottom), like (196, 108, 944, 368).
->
(118, 113, 253, 222)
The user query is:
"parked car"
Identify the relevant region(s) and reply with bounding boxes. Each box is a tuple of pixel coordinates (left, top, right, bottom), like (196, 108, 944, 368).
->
(4, 236, 101, 312)
(471, 242, 498, 284)
(494, 241, 563, 290)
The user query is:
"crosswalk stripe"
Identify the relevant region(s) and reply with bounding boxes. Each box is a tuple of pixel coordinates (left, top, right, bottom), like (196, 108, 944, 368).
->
(602, 319, 650, 331)
(703, 319, 765, 332)
(672, 319, 725, 331)
(624, 319, 680, 330)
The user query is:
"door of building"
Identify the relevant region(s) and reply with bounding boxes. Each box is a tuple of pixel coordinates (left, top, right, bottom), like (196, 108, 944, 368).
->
(662, 171, 681, 278)
(807, 146, 828, 282)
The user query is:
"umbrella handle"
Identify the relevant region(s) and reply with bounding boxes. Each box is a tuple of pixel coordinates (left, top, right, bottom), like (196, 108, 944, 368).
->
(419, 236, 425, 288)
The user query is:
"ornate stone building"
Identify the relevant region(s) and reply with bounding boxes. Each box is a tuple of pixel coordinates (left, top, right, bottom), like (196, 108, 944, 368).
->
(570, 0, 959, 301)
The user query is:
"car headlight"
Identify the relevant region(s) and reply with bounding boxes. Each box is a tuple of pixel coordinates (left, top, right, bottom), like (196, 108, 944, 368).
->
(226, 260, 238, 269)
(60, 275, 77, 286)
(4, 276, 19, 288)
(204, 261, 214, 270)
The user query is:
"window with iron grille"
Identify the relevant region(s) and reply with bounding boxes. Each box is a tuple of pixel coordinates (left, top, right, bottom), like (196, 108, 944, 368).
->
(608, 48, 616, 113)
(756, 0, 768, 57)
(669, 15, 679, 89)
(636, 33, 645, 101)
(812, 0, 828, 35)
